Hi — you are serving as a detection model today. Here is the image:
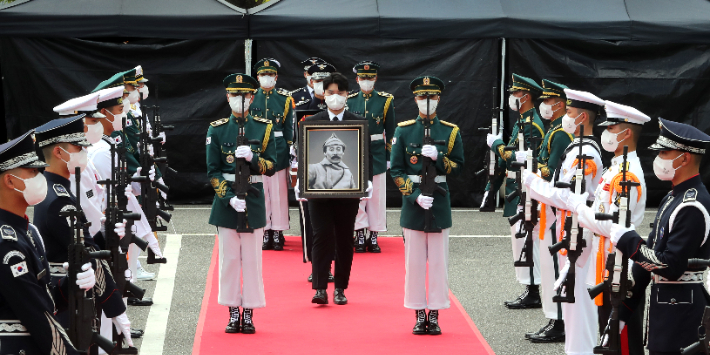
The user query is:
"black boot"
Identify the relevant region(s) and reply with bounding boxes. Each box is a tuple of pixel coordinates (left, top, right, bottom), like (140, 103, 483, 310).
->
(412, 309, 428, 335)
(528, 319, 564, 343)
(504, 285, 542, 309)
(312, 289, 328, 304)
(427, 310, 441, 335)
(354, 229, 366, 253)
(261, 229, 273, 250)
(225, 307, 240, 333)
(273, 231, 284, 251)
(334, 288, 348, 305)
(241, 308, 255, 334)
(367, 231, 381, 253)
(525, 318, 555, 339)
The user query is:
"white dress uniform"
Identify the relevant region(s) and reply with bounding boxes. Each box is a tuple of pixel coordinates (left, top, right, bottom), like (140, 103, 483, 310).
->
(263, 169, 290, 231)
(355, 171, 387, 232)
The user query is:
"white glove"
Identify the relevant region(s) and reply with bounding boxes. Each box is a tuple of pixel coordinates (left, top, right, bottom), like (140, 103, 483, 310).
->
(148, 165, 156, 181)
(112, 312, 134, 347)
(361, 181, 373, 201)
(158, 131, 166, 144)
(553, 262, 570, 292)
(76, 262, 95, 291)
(421, 145, 438, 161)
(522, 169, 539, 187)
(294, 179, 307, 202)
(129, 170, 142, 195)
(601, 319, 626, 346)
(114, 219, 127, 239)
(230, 196, 247, 212)
(235, 145, 253, 162)
(157, 177, 168, 200)
(416, 195, 434, 210)
(386, 161, 391, 170)
(289, 145, 297, 157)
(486, 133, 502, 148)
(144, 233, 164, 258)
(610, 223, 635, 245)
(148, 144, 155, 158)
(566, 192, 589, 213)
(480, 191, 490, 209)
(515, 149, 530, 164)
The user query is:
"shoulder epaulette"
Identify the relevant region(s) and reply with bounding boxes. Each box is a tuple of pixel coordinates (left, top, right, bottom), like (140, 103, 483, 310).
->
(378, 91, 393, 98)
(440, 120, 457, 128)
(398, 119, 416, 127)
(276, 88, 291, 97)
(253, 116, 271, 124)
(295, 99, 310, 107)
(290, 87, 306, 94)
(347, 92, 359, 99)
(210, 118, 229, 127)
(684, 188, 698, 202)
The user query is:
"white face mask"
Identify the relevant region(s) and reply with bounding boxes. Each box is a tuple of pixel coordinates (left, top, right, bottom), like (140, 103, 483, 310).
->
(85, 121, 103, 144)
(653, 153, 684, 181)
(306, 75, 312, 87)
(10, 173, 48, 205)
(562, 112, 583, 134)
(325, 94, 347, 111)
(59, 146, 88, 174)
(259, 75, 276, 89)
(229, 96, 251, 114)
(313, 81, 324, 96)
(138, 85, 149, 100)
(127, 89, 140, 104)
(416, 98, 439, 116)
(105, 110, 123, 132)
(123, 99, 131, 113)
(539, 101, 561, 120)
(358, 79, 375, 92)
(508, 94, 528, 112)
(601, 128, 628, 152)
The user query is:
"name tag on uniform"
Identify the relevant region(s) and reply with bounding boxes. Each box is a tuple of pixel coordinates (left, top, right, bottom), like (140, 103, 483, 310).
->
(603, 184, 610, 191)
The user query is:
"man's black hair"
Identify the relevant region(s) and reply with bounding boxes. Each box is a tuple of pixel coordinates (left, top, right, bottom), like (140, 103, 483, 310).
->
(322, 72, 349, 92)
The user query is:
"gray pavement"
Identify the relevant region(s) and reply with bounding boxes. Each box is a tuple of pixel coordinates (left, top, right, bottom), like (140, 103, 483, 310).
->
(27, 206, 658, 355)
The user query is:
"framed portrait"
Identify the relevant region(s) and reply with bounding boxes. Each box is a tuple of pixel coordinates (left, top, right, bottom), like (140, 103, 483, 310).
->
(298, 120, 369, 198)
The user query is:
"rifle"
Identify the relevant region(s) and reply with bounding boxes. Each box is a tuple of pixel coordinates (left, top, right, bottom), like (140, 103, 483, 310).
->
(409, 94, 447, 233)
(549, 125, 591, 303)
(681, 306, 710, 355)
(232, 95, 262, 233)
(145, 86, 176, 213)
(588, 145, 639, 354)
(476, 86, 503, 212)
(60, 167, 115, 354)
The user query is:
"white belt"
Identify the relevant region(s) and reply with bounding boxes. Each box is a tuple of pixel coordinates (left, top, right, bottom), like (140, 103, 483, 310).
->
(274, 131, 283, 137)
(371, 134, 383, 141)
(222, 174, 263, 183)
(507, 171, 518, 179)
(653, 271, 704, 284)
(408, 175, 446, 183)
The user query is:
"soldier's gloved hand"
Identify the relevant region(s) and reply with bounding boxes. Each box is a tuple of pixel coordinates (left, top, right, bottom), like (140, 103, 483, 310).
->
(610, 223, 635, 245)
(486, 133, 502, 148)
(386, 161, 391, 170)
(157, 177, 168, 200)
(600, 319, 625, 346)
(148, 165, 156, 181)
(235, 146, 253, 162)
(76, 262, 96, 291)
(289, 145, 297, 157)
(361, 181, 373, 201)
(566, 192, 589, 213)
(229, 197, 247, 212)
(553, 261, 570, 292)
(115, 219, 127, 239)
(144, 233, 164, 259)
(112, 312, 134, 347)
(421, 145, 438, 161)
(416, 195, 434, 210)
(148, 144, 155, 157)
(515, 149, 531, 164)
(158, 131, 166, 145)
(294, 179, 307, 202)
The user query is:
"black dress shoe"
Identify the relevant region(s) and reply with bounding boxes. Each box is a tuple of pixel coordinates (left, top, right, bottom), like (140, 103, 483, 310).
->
(130, 329, 143, 338)
(241, 308, 255, 334)
(528, 319, 564, 343)
(504, 285, 542, 309)
(225, 307, 241, 333)
(354, 229, 366, 253)
(367, 231, 381, 253)
(412, 309, 428, 335)
(427, 310, 441, 335)
(334, 288, 347, 305)
(262, 230, 273, 250)
(127, 297, 153, 306)
(328, 272, 334, 283)
(312, 289, 328, 304)
(308, 273, 313, 282)
(273, 231, 284, 251)
(525, 320, 549, 339)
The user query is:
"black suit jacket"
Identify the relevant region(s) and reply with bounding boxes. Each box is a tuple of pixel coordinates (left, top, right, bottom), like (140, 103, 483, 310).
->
(305, 110, 374, 182)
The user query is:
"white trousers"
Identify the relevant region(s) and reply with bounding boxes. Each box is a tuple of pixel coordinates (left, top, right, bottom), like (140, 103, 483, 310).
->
(562, 230, 597, 355)
(510, 220, 541, 285)
(128, 243, 140, 283)
(403, 228, 450, 310)
(98, 311, 111, 355)
(217, 227, 266, 309)
(354, 173, 387, 232)
(540, 221, 565, 320)
(263, 169, 290, 231)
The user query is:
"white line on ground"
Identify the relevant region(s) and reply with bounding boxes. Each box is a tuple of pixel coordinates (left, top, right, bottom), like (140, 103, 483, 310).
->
(170, 233, 507, 238)
(140, 234, 182, 355)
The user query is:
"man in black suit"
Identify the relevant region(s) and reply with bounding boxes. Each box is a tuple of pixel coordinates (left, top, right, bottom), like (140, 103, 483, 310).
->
(297, 72, 373, 305)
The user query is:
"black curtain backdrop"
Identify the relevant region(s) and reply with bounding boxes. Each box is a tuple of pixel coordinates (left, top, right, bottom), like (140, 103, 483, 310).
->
(256, 38, 500, 207)
(507, 39, 710, 205)
(0, 38, 245, 202)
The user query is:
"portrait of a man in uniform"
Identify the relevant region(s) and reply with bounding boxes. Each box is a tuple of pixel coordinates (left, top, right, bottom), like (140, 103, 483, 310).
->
(308, 133, 357, 190)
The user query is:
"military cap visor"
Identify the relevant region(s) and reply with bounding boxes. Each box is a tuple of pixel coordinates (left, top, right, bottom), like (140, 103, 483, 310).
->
(538, 79, 568, 99)
(353, 61, 380, 77)
(0, 130, 49, 172)
(54, 92, 100, 116)
(563, 88, 605, 112)
(224, 73, 258, 93)
(35, 114, 91, 148)
(599, 101, 650, 127)
(649, 117, 710, 154)
(302, 57, 326, 71)
(96, 87, 125, 110)
(254, 58, 281, 75)
(410, 76, 445, 95)
(508, 74, 543, 97)
(308, 63, 336, 80)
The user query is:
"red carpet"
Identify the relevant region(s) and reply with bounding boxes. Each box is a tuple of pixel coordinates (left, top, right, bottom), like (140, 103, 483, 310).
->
(192, 236, 495, 355)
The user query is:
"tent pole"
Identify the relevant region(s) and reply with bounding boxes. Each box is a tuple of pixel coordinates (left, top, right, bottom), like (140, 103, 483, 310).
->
(497, 37, 507, 209)
(245, 39, 253, 76)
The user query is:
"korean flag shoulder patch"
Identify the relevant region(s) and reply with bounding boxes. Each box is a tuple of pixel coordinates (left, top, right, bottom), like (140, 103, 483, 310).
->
(206, 136, 212, 145)
(114, 135, 123, 144)
(11, 261, 28, 278)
